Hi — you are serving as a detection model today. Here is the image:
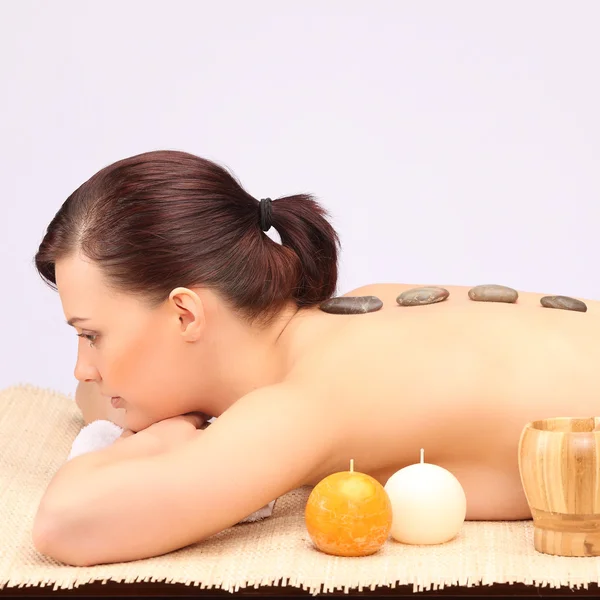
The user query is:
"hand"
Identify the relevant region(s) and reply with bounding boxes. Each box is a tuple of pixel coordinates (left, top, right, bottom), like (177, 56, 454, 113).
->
(117, 412, 209, 454)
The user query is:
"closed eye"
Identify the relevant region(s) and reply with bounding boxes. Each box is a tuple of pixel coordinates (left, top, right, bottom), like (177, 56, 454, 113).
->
(76, 333, 97, 345)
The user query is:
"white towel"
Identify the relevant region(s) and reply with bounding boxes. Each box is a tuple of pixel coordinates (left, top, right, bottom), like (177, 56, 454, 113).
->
(67, 420, 124, 461)
(67, 419, 275, 523)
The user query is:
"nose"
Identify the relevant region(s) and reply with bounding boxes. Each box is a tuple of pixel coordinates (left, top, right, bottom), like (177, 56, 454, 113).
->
(73, 349, 101, 383)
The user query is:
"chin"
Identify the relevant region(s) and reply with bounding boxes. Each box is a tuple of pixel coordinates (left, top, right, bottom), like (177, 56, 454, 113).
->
(133, 410, 176, 432)
(124, 411, 152, 433)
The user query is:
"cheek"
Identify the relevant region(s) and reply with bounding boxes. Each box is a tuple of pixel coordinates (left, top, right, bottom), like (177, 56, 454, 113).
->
(111, 331, 185, 409)
(106, 333, 158, 403)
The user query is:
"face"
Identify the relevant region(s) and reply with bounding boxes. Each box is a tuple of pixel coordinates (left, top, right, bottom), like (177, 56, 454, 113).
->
(55, 254, 208, 431)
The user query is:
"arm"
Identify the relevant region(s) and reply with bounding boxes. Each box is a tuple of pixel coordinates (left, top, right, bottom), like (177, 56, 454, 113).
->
(33, 385, 334, 567)
(33, 413, 206, 551)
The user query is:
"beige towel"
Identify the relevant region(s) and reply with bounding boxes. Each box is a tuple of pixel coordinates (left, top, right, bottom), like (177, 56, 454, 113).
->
(2, 384, 600, 595)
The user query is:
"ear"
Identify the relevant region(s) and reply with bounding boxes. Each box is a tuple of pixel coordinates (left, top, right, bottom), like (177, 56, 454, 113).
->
(168, 287, 206, 341)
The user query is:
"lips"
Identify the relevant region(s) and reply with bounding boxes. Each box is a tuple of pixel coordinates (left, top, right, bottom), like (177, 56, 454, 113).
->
(111, 396, 125, 408)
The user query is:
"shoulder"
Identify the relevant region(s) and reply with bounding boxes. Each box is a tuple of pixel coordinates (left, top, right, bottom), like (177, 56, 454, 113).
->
(197, 383, 339, 488)
(163, 383, 338, 529)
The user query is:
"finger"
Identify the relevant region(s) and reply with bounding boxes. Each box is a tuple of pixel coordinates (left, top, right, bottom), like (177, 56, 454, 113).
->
(181, 412, 208, 429)
(117, 429, 135, 441)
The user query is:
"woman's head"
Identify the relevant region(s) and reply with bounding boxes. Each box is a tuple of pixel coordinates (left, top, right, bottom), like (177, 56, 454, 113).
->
(35, 150, 340, 428)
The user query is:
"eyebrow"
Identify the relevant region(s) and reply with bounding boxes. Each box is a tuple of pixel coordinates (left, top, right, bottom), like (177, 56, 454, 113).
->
(66, 317, 90, 327)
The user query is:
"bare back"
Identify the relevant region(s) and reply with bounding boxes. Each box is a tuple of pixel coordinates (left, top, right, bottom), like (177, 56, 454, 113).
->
(288, 283, 600, 520)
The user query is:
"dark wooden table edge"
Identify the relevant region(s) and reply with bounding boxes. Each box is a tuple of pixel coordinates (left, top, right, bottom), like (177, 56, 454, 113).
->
(2, 581, 600, 598)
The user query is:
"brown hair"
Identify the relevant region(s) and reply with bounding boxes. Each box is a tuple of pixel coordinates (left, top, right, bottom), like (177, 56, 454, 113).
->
(34, 150, 341, 326)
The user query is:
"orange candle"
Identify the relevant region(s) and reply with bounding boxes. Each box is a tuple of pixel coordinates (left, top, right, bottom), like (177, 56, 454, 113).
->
(305, 459, 393, 557)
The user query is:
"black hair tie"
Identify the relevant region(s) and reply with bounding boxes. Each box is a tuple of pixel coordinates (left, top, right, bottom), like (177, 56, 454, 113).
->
(259, 198, 273, 231)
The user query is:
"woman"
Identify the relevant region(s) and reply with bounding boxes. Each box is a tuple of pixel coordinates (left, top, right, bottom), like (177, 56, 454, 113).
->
(32, 150, 600, 567)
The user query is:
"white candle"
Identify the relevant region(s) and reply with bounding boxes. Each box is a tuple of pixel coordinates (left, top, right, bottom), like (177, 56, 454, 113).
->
(384, 448, 467, 545)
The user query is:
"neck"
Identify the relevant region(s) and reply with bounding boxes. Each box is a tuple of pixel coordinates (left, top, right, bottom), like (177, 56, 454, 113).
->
(198, 301, 320, 416)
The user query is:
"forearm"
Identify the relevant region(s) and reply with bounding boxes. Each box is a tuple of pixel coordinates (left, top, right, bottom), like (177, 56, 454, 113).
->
(33, 415, 207, 563)
(94, 427, 165, 462)
(33, 446, 182, 566)
(35, 429, 164, 530)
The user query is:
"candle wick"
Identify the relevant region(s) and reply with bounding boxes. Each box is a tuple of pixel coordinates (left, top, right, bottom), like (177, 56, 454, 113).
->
(350, 459, 354, 473)
(420, 448, 424, 464)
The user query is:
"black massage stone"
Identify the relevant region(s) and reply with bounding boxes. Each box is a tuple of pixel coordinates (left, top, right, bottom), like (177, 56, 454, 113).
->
(396, 286, 450, 307)
(540, 295, 587, 313)
(319, 296, 384, 315)
(468, 284, 518, 303)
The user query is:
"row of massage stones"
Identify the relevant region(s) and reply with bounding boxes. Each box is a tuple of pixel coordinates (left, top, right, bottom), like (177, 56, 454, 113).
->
(319, 284, 588, 315)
